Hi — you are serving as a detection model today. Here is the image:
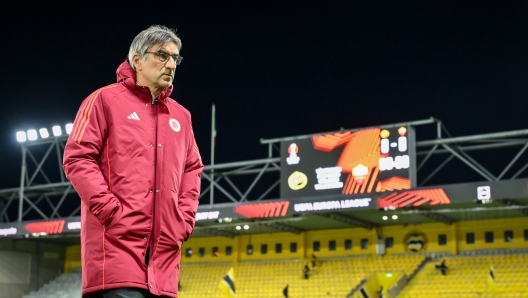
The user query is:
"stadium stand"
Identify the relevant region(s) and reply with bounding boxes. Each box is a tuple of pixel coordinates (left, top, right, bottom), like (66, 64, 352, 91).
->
(21, 270, 81, 298)
(178, 254, 425, 298)
(9, 218, 528, 297)
(398, 252, 528, 298)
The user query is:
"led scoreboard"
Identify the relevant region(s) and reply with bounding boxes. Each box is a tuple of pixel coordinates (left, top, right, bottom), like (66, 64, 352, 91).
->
(280, 126, 416, 198)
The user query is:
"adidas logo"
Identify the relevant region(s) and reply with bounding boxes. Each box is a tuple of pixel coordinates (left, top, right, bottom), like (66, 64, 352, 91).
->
(128, 112, 140, 120)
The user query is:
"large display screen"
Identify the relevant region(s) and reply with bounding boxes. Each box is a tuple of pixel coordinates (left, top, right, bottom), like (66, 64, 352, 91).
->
(281, 126, 416, 198)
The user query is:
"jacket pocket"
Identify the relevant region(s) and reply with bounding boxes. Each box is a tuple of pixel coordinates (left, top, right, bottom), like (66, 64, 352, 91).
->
(105, 203, 124, 230)
(158, 189, 188, 247)
(95, 198, 121, 228)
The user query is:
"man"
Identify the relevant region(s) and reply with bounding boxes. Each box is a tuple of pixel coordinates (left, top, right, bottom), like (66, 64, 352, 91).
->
(63, 25, 203, 298)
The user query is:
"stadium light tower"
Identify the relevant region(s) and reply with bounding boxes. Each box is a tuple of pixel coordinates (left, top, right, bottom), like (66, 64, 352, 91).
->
(13, 122, 76, 222)
(16, 123, 74, 143)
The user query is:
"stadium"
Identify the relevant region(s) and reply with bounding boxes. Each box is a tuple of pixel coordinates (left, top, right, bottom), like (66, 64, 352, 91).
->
(1, 118, 528, 298)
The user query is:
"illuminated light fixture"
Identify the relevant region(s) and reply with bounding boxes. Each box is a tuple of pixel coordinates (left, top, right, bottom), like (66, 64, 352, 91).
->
(16, 131, 27, 143)
(65, 123, 73, 135)
(382, 216, 388, 220)
(236, 226, 241, 230)
(224, 217, 232, 222)
(398, 127, 407, 136)
(27, 129, 38, 141)
(39, 128, 49, 139)
(380, 129, 390, 138)
(386, 273, 393, 277)
(243, 225, 249, 230)
(17, 123, 73, 142)
(52, 125, 62, 136)
(392, 215, 398, 220)
(352, 164, 368, 184)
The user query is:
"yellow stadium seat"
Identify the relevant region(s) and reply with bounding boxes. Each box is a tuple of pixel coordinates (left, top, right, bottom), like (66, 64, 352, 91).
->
(178, 255, 428, 298)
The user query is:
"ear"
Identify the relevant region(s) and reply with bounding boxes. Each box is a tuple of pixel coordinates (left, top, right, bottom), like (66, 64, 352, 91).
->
(132, 53, 143, 71)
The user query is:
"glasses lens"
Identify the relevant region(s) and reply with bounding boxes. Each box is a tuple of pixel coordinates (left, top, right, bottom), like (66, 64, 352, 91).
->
(157, 51, 169, 62)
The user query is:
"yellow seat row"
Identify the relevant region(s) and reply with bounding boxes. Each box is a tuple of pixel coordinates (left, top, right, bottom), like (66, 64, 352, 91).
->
(398, 254, 528, 297)
(179, 255, 426, 297)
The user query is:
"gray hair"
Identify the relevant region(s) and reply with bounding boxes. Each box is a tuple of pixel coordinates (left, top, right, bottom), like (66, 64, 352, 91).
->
(128, 25, 182, 70)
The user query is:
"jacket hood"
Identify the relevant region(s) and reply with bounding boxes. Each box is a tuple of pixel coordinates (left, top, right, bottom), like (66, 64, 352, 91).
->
(116, 59, 137, 83)
(116, 59, 173, 101)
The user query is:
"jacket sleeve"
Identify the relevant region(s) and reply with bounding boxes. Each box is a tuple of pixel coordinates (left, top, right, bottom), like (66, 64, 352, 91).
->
(178, 126, 204, 241)
(63, 90, 120, 227)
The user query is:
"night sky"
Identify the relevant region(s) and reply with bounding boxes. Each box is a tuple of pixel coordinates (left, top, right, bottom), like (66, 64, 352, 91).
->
(1, 2, 527, 189)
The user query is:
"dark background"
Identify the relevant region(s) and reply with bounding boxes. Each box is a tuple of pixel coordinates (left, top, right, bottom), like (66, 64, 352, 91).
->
(1, 1, 527, 189)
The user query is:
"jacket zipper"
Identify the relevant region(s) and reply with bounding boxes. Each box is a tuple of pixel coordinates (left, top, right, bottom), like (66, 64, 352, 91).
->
(149, 97, 158, 266)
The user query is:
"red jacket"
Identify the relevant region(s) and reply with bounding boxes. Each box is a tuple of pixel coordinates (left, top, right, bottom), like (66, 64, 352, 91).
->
(63, 60, 203, 297)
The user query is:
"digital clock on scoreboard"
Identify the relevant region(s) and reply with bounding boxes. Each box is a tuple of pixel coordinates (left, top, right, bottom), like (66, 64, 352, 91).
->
(280, 126, 416, 198)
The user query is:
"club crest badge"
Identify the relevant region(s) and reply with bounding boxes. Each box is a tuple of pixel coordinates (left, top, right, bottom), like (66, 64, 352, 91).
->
(170, 118, 181, 132)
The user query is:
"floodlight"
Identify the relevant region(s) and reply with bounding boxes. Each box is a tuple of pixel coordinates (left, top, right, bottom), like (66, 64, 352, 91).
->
(236, 226, 241, 230)
(65, 123, 73, 135)
(16, 131, 27, 142)
(392, 215, 398, 220)
(52, 125, 62, 136)
(39, 128, 49, 139)
(27, 129, 38, 141)
(382, 216, 388, 220)
(243, 225, 249, 230)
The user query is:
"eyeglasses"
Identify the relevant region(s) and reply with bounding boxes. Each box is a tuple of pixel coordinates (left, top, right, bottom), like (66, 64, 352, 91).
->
(145, 50, 183, 65)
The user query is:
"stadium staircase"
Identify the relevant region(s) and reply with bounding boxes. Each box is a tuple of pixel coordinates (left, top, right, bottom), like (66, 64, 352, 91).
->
(397, 251, 528, 298)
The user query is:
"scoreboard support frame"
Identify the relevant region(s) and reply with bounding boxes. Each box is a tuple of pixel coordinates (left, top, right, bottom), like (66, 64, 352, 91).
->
(2, 117, 528, 223)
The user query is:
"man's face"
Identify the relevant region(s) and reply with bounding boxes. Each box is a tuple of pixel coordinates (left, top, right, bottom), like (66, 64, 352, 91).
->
(134, 42, 179, 95)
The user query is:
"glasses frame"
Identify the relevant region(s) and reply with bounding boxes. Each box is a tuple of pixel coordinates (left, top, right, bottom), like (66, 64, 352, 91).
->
(145, 50, 183, 65)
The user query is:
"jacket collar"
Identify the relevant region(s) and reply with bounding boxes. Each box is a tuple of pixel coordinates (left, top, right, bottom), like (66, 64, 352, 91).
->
(116, 59, 173, 102)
